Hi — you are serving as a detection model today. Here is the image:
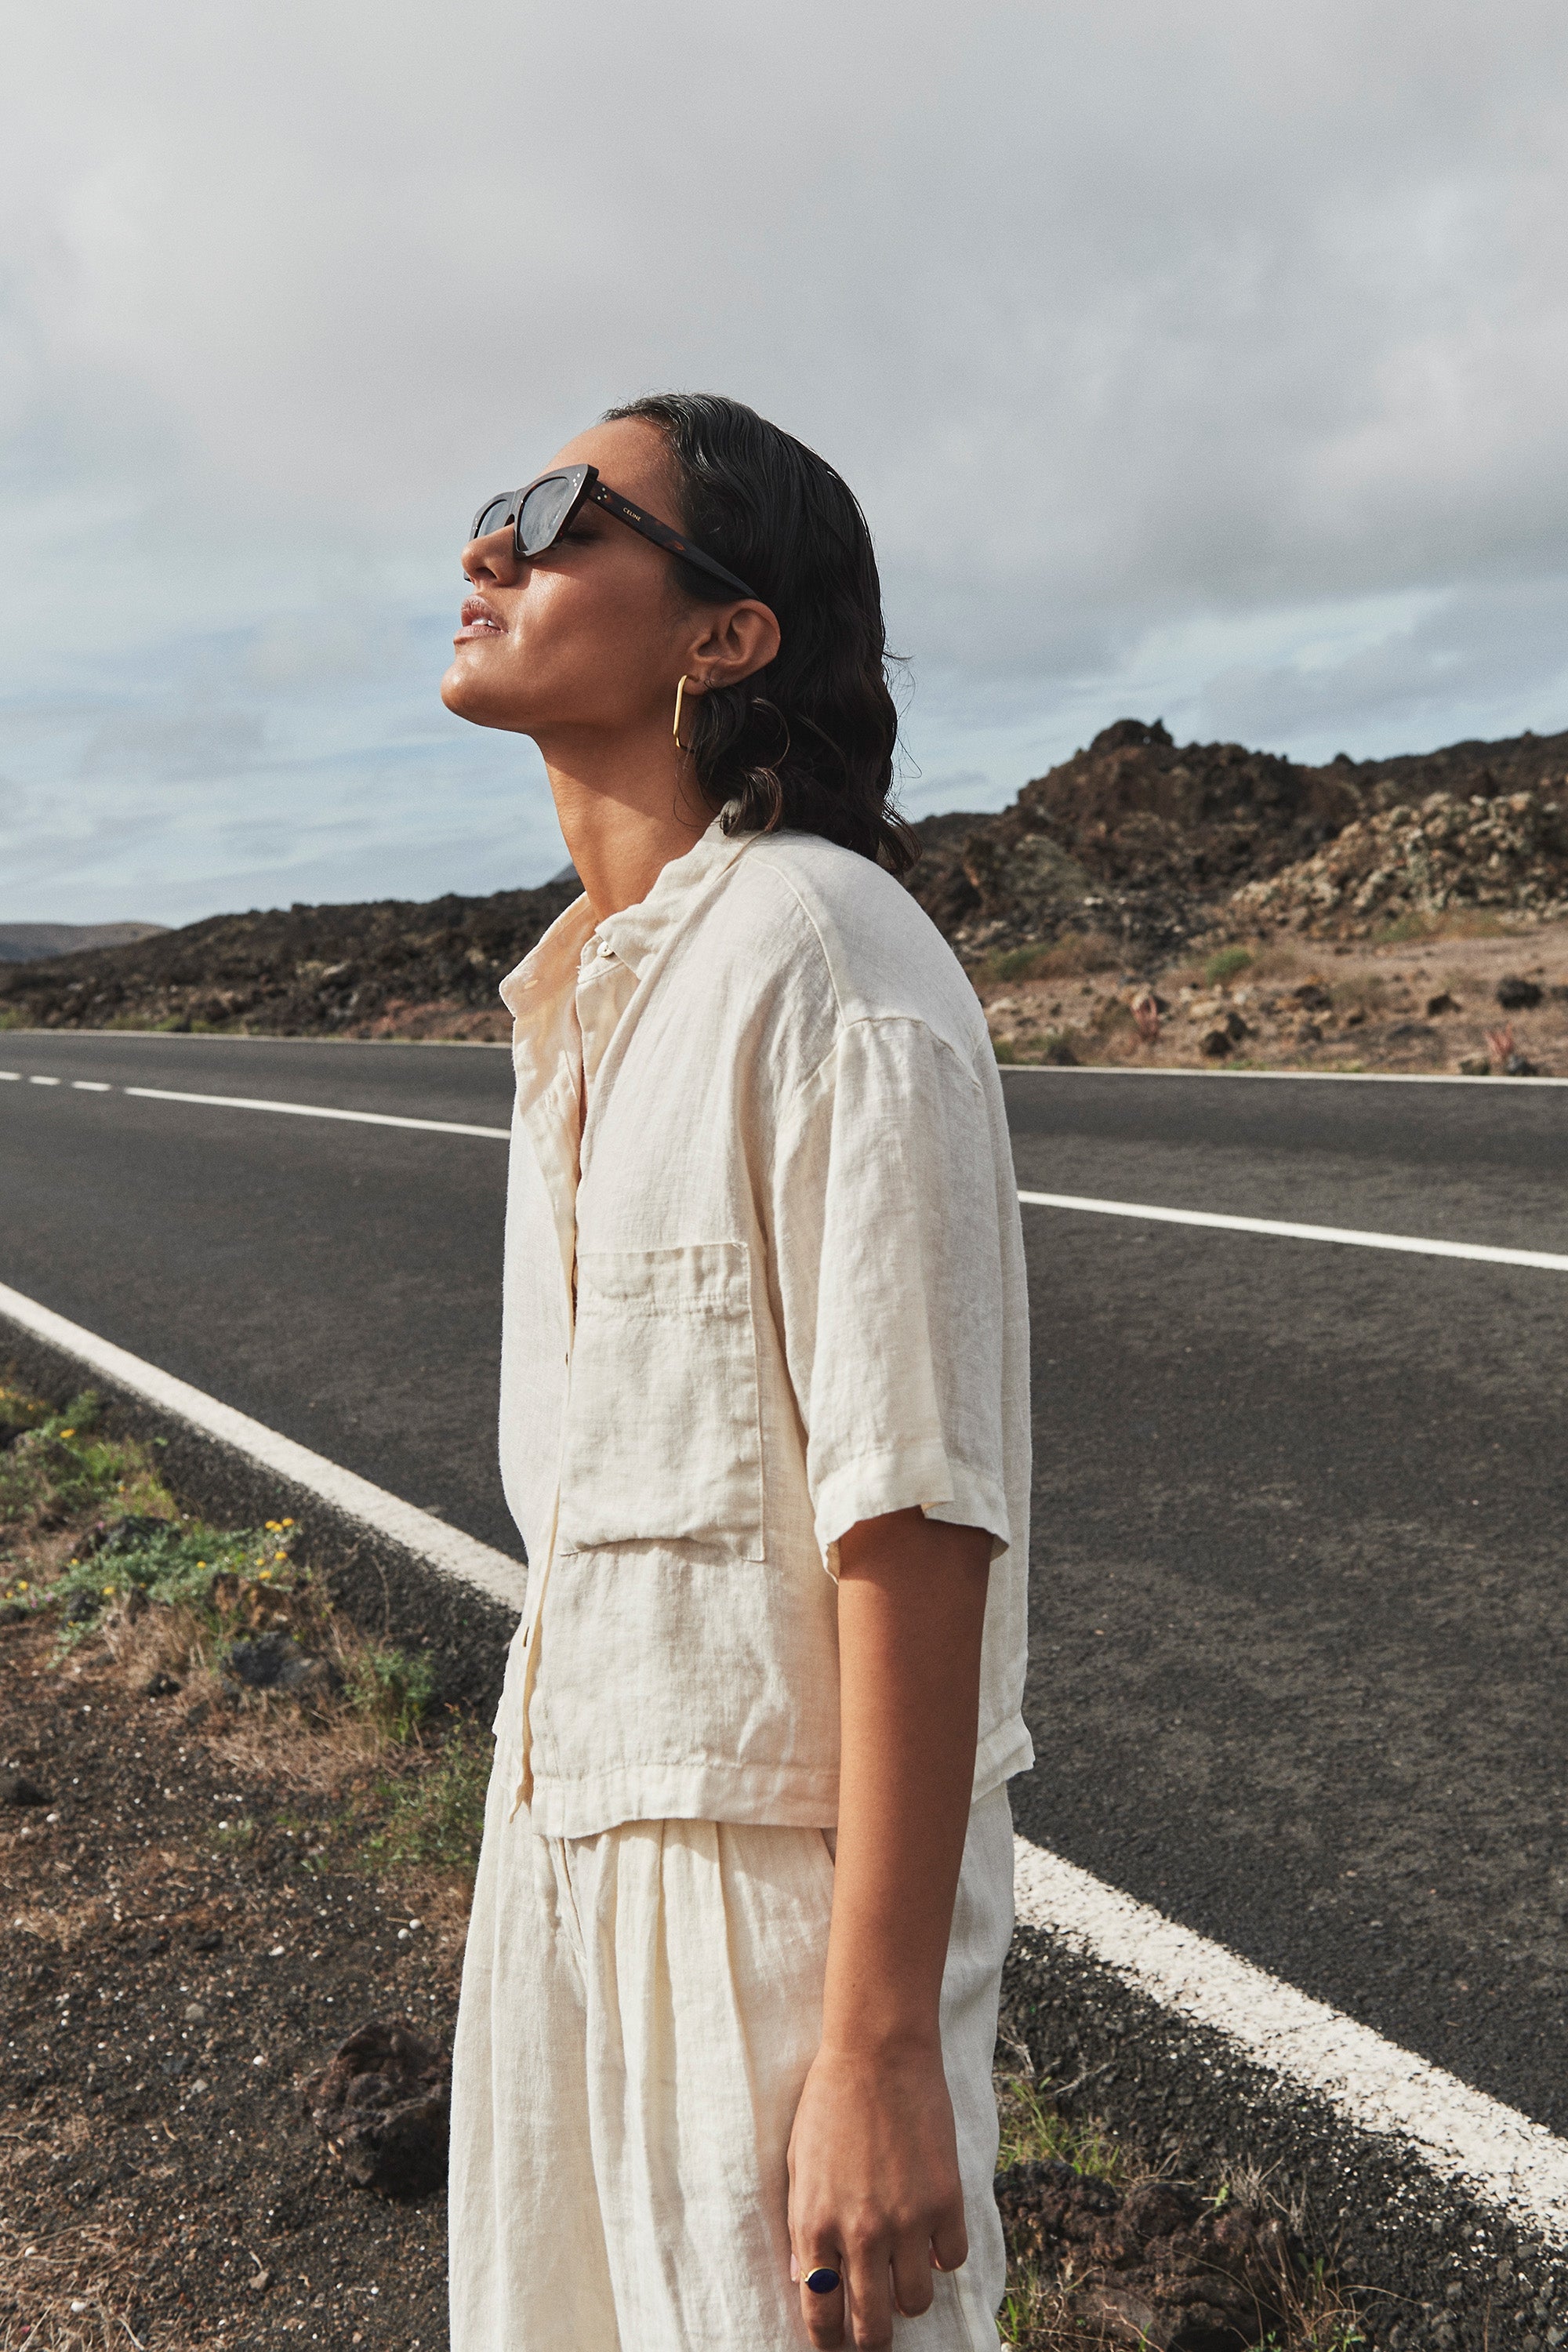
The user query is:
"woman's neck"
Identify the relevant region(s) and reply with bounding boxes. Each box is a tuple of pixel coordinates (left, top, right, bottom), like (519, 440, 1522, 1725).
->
(543, 733, 711, 922)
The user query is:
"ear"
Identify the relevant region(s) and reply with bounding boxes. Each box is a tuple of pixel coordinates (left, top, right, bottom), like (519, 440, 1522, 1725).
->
(684, 600, 781, 698)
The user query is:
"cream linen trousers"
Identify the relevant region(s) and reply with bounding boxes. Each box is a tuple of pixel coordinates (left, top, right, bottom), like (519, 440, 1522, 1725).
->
(448, 1700, 1014, 2351)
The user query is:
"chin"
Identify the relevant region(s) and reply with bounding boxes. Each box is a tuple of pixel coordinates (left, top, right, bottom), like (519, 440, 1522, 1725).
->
(441, 659, 506, 727)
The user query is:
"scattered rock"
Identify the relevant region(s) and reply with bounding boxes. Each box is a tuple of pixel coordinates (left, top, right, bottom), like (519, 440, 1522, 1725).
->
(1497, 975, 1544, 1008)
(1200, 1029, 1234, 1059)
(1459, 1056, 1490, 1076)
(993, 2159, 1298, 2350)
(1228, 789, 1568, 939)
(246, 2267, 272, 2295)
(300, 2018, 451, 2197)
(2, 1770, 50, 1806)
(1292, 981, 1333, 1011)
(142, 1672, 182, 1699)
(227, 1632, 339, 1698)
(84, 1514, 173, 1560)
(1426, 992, 1460, 1015)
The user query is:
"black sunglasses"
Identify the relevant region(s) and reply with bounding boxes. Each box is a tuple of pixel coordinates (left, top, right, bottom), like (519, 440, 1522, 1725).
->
(470, 464, 759, 600)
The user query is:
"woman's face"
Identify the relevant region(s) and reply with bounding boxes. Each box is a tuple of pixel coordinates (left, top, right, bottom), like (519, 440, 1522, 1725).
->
(442, 416, 717, 742)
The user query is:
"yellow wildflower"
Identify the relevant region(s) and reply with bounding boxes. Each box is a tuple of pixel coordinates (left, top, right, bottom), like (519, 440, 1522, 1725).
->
(60, 1428, 75, 1439)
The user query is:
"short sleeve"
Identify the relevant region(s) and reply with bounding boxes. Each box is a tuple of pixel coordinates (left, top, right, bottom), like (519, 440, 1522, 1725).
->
(771, 1015, 1012, 1570)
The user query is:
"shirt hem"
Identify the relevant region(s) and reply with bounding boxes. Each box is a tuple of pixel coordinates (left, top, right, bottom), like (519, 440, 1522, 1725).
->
(517, 1756, 844, 1841)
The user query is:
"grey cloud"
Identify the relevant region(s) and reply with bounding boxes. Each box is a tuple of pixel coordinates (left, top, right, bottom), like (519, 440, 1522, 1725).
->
(80, 709, 267, 782)
(4, 1, 1568, 918)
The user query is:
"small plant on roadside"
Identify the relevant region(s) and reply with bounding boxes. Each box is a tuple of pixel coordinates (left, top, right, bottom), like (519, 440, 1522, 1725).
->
(365, 1717, 492, 1877)
(2, 1398, 180, 1546)
(341, 1638, 438, 1743)
(1204, 944, 1254, 985)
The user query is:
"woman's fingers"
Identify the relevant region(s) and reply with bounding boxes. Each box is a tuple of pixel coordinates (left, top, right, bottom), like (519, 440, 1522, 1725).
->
(795, 2245, 847, 2349)
(842, 2236, 895, 2349)
(930, 2209, 970, 2278)
(890, 2230, 937, 2320)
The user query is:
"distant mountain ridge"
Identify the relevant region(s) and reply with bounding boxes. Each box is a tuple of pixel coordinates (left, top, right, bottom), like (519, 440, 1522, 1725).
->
(0, 920, 168, 964)
(1, 719, 1565, 1036)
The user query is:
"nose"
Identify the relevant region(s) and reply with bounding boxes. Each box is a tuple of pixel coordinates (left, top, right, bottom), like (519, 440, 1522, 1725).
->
(462, 525, 524, 587)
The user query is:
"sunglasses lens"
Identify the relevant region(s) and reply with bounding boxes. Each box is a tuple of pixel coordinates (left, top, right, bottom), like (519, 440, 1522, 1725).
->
(517, 474, 579, 556)
(473, 495, 515, 543)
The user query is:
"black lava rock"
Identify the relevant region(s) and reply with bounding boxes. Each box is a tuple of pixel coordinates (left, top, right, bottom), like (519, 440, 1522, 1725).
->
(2, 1771, 50, 1806)
(300, 2019, 451, 2197)
(1497, 975, 1543, 1008)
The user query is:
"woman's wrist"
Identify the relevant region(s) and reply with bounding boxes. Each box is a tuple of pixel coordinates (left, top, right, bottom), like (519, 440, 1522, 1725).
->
(816, 2009, 945, 2065)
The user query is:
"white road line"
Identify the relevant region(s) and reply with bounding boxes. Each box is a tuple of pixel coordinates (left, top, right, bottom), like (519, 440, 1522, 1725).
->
(1013, 1836, 1568, 2239)
(71, 1080, 111, 1092)
(1018, 1189, 1568, 1272)
(120, 1085, 511, 1141)
(1002, 1064, 1568, 1087)
(0, 1279, 527, 1614)
(0, 1071, 18, 1080)
(27, 1074, 60, 1087)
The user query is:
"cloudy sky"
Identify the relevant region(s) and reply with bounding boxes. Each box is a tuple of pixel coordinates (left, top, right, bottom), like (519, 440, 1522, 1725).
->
(5, 2, 1568, 924)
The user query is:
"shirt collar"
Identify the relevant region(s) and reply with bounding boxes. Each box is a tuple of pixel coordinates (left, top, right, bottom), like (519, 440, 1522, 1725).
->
(499, 813, 756, 1018)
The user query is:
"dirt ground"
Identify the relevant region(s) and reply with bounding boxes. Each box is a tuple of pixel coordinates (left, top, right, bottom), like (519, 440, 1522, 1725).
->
(977, 915, 1568, 1075)
(0, 1396, 483, 2352)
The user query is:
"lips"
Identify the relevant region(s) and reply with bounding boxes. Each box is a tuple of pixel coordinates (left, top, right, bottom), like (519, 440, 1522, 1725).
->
(455, 596, 506, 641)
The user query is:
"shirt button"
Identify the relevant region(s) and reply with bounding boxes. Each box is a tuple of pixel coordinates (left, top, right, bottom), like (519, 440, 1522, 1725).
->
(597, 938, 614, 959)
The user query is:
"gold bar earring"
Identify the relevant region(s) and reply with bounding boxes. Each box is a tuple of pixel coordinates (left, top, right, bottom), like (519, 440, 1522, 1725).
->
(673, 674, 690, 749)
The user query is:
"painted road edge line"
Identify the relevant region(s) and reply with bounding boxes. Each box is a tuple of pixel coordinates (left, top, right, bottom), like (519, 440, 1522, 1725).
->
(1018, 1189, 1568, 1272)
(0, 1279, 526, 1613)
(1013, 1835, 1568, 2239)
(121, 1085, 511, 1141)
(1001, 1064, 1568, 1087)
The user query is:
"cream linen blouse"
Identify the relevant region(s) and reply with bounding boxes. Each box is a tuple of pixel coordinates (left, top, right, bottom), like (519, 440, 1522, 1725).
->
(497, 817, 1033, 1838)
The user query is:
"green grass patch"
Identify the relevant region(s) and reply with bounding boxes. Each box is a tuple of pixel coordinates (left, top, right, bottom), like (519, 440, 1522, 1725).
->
(1203, 944, 1254, 985)
(0, 1389, 173, 1531)
(343, 1639, 439, 1744)
(995, 2074, 1131, 2183)
(365, 1720, 492, 1878)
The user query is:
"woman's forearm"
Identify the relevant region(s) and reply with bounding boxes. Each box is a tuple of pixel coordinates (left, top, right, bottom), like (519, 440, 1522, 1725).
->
(824, 1507, 992, 2050)
(786, 1506, 992, 2347)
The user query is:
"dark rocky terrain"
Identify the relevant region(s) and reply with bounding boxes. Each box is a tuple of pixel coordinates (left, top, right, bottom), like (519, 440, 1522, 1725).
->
(3, 721, 1567, 1040)
(906, 718, 1568, 962)
(0, 880, 579, 1042)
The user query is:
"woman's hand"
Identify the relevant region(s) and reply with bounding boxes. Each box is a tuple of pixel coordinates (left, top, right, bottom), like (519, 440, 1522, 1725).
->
(787, 2038, 967, 2349)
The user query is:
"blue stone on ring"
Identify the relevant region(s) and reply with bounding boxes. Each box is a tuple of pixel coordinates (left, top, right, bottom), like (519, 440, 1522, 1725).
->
(805, 2267, 842, 2296)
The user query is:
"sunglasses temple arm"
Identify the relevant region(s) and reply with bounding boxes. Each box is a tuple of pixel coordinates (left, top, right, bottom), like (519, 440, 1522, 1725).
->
(592, 485, 758, 600)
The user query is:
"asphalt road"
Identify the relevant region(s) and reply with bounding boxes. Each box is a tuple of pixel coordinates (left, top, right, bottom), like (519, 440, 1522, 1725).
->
(3, 1030, 1566, 2134)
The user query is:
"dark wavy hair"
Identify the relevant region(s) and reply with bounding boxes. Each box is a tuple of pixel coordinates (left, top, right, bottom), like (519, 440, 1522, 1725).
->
(602, 392, 916, 875)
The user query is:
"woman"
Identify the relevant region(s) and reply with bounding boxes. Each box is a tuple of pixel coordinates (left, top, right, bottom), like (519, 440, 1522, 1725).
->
(442, 393, 1031, 2351)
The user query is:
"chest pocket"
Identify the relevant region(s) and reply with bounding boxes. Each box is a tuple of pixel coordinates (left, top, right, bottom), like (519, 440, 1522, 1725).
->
(558, 1242, 765, 1559)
